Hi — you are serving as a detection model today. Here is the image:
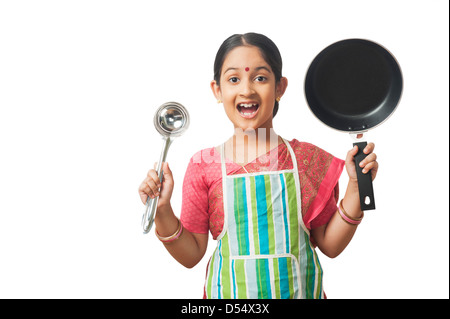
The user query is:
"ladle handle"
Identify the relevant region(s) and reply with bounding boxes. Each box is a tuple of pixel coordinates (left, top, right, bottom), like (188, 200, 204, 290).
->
(142, 137, 172, 234)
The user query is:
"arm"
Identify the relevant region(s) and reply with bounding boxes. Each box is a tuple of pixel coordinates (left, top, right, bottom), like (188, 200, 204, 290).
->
(139, 162, 208, 268)
(311, 143, 378, 258)
(154, 203, 208, 268)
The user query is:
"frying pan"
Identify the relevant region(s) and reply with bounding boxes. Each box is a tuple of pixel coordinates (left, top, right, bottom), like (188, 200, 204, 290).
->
(304, 39, 403, 210)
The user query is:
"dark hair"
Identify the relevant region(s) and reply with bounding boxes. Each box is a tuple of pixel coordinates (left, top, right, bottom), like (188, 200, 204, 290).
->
(213, 32, 283, 117)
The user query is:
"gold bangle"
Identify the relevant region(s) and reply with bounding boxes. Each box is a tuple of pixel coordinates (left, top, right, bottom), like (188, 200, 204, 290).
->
(155, 218, 182, 242)
(339, 199, 364, 221)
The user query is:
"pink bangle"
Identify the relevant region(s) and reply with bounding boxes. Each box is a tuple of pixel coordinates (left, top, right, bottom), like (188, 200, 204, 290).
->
(155, 219, 183, 243)
(169, 222, 183, 242)
(338, 200, 363, 225)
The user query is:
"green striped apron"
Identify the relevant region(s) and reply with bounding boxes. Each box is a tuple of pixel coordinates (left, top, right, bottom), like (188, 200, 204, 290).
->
(204, 139, 324, 299)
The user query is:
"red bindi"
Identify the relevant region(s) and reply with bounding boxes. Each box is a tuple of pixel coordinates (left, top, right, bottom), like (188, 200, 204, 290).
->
(245, 67, 250, 72)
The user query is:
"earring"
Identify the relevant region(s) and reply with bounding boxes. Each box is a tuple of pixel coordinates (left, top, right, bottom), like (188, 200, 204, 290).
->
(276, 97, 281, 102)
(217, 100, 222, 104)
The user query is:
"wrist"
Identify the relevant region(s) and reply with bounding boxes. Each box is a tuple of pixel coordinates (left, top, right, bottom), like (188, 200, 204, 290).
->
(157, 197, 172, 210)
(155, 201, 173, 221)
(154, 203, 178, 236)
(347, 178, 359, 191)
(343, 181, 364, 217)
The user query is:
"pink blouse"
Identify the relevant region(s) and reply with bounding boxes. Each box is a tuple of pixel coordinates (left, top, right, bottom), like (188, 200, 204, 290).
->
(180, 139, 345, 240)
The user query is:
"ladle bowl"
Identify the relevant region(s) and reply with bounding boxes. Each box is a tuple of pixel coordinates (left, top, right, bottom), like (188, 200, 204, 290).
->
(142, 102, 190, 234)
(154, 103, 189, 137)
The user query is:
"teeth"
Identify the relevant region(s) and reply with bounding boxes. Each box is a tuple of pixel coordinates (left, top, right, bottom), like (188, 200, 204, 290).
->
(238, 103, 257, 108)
(240, 110, 256, 115)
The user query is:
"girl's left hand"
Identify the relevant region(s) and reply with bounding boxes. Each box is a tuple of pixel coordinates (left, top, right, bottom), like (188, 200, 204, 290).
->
(345, 142, 379, 183)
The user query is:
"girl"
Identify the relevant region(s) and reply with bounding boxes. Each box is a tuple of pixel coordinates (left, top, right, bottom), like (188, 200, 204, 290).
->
(138, 33, 378, 299)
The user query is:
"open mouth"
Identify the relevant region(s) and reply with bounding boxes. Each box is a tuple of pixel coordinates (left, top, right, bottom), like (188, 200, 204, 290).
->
(237, 103, 260, 118)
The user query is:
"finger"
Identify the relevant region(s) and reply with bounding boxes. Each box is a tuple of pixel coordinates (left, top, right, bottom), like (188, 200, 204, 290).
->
(362, 161, 378, 174)
(161, 162, 173, 184)
(371, 161, 379, 180)
(364, 142, 375, 154)
(147, 168, 159, 178)
(139, 180, 153, 196)
(147, 169, 161, 186)
(139, 193, 148, 204)
(346, 145, 358, 161)
(162, 162, 171, 175)
(138, 182, 150, 204)
(359, 153, 378, 167)
(139, 177, 160, 201)
(146, 170, 162, 192)
(145, 178, 161, 198)
(139, 178, 152, 193)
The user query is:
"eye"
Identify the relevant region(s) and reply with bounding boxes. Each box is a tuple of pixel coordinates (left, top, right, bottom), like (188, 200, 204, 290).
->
(255, 76, 267, 82)
(228, 77, 240, 84)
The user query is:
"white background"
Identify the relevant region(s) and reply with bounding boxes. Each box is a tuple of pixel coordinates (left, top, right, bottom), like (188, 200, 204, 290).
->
(0, 0, 448, 299)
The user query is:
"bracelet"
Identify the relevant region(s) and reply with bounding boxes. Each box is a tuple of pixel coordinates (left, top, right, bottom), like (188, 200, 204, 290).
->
(155, 219, 183, 243)
(338, 199, 364, 225)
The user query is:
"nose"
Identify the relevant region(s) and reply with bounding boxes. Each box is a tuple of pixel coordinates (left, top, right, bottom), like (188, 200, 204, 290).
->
(239, 79, 255, 97)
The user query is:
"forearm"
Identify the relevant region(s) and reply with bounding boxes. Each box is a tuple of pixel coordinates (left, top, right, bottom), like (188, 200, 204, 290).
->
(313, 180, 363, 258)
(154, 204, 207, 268)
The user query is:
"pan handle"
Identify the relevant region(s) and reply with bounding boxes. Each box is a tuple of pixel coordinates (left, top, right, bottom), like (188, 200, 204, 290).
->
(353, 141, 376, 211)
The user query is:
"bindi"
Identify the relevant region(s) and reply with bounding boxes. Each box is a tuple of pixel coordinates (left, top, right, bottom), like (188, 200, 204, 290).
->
(245, 67, 250, 72)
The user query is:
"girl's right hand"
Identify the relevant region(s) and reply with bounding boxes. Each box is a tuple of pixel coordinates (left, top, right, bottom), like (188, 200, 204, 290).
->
(138, 162, 174, 208)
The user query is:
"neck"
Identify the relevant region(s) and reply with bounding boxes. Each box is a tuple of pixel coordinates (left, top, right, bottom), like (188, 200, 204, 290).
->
(226, 127, 281, 165)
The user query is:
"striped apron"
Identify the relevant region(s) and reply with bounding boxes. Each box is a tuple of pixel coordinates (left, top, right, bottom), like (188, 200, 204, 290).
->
(204, 139, 325, 299)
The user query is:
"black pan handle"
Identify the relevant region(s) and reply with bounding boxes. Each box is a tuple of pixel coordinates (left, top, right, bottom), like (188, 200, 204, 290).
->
(353, 141, 376, 210)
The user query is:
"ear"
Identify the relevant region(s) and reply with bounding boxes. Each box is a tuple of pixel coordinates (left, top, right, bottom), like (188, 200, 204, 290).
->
(211, 80, 222, 101)
(276, 77, 288, 99)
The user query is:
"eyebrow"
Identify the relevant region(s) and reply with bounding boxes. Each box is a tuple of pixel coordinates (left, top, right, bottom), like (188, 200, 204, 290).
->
(223, 66, 272, 74)
(255, 66, 272, 73)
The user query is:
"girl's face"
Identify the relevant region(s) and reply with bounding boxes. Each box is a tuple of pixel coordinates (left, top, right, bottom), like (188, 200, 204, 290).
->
(211, 45, 287, 132)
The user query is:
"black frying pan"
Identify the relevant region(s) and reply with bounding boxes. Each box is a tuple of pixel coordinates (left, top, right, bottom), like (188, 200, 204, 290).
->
(304, 39, 403, 211)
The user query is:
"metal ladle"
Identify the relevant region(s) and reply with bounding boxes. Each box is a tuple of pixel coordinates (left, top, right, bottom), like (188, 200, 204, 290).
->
(142, 102, 190, 234)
